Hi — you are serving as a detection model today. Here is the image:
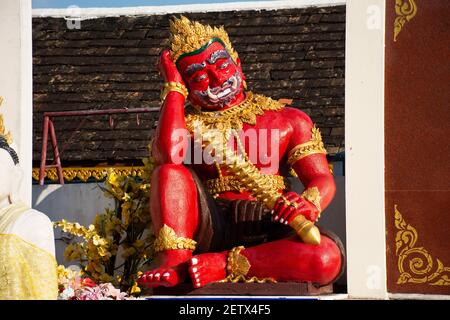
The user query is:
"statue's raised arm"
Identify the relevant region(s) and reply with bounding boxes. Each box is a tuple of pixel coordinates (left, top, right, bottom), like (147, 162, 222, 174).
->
(151, 50, 188, 165)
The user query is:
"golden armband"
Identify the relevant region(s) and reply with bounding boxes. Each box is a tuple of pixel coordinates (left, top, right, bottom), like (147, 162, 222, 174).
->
(160, 82, 189, 101)
(153, 224, 197, 253)
(301, 187, 322, 214)
(287, 125, 327, 166)
(226, 246, 251, 278)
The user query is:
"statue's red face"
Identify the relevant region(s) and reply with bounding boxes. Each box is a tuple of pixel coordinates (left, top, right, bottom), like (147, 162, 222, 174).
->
(177, 40, 246, 111)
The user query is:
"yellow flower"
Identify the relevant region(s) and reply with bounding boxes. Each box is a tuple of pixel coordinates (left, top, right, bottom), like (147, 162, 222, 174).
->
(122, 247, 136, 259)
(97, 245, 111, 258)
(93, 214, 104, 230)
(121, 202, 132, 227)
(107, 171, 121, 188)
(57, 265, 68, 276)
(54, 160, 156, 291)
(99, 273, 113, 283)
(122, 193, 131, 202)
(86, 261, 103, 274)
(139, 183, 151, 191)
(56, 220, 90, 239)
(133, 239, 145, 249)
(64, 243, 83, 261)
(57, 265, 70, 284)
(130, 282, 141, 294)
(92, 234, 104, 246)
(105, 219, 115, 235)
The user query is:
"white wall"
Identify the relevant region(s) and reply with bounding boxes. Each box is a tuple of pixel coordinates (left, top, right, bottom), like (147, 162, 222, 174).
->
(32, 183, 115, 264)
(0, 0, 33, 205)
(345, 0, 387, 299)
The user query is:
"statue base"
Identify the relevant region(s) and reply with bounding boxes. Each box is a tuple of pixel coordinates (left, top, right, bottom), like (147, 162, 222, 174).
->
(150, 282, 333, 296)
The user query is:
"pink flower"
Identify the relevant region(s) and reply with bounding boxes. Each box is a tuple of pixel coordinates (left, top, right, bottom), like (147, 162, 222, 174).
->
(81, 277, 97, 288)
(73, 283, 129, 300)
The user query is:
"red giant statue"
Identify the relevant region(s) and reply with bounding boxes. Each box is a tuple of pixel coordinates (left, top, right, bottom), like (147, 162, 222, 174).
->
(138, 16, 344, 290)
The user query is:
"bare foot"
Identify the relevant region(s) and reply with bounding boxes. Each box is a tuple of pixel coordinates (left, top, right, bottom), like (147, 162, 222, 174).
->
(188, 252, 228, 288)
(138, 250, 191, 288)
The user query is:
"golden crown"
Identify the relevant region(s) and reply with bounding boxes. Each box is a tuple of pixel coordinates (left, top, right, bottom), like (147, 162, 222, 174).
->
(0, 97, 13, 145)
(169, 15, 239, 63)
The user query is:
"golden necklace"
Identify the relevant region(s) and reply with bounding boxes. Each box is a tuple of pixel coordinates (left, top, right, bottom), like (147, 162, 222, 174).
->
(184, 91, 285, 134)
(185, 91, 286, 200)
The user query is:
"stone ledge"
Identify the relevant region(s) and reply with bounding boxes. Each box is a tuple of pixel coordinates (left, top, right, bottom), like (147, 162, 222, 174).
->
(149, 282, 333, 296)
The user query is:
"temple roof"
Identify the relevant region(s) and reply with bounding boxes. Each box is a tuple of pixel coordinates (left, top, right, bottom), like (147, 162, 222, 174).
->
(32, 5, 345, 166)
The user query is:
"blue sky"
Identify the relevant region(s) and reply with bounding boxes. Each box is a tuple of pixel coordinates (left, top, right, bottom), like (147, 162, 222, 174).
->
(32, 0, 274, 8)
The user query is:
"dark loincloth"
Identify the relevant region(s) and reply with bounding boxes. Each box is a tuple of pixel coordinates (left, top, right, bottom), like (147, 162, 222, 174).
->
(188, 167, 294, 253)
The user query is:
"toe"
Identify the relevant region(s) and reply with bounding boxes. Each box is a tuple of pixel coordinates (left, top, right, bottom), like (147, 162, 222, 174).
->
(192, 277, 203, 288)
(137, 271, 153, 287)
(161, 269, 179, 287)
(190, 257, 199, 266)
(188, 264, 203, 287)
(162, 271, 171, 281)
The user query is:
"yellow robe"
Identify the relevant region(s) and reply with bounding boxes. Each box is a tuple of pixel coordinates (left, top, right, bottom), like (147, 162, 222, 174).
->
(0, 203, 58, 300)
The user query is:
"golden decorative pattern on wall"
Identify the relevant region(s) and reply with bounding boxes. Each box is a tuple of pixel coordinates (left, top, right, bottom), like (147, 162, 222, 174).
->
(395, 205, 450, 285)
(32, 166, 145, 183)
(394, 0, 417, 42)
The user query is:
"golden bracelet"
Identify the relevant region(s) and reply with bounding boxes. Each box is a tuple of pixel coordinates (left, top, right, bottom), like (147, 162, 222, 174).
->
(160, 82, 189, 101)
(301, 186, 322, 216)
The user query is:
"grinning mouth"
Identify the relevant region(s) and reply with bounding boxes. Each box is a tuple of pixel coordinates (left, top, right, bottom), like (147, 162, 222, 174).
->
(206, 75, 238, 101)
(194, 71, 242, 108)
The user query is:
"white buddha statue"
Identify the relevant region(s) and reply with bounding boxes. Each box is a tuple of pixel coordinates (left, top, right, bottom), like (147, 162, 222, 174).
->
(0, 122, 58, 299)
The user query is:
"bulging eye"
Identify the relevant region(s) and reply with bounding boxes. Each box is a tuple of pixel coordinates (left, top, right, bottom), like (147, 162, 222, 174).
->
(194, 74, 207, 82)
(218, 61, 230, 70)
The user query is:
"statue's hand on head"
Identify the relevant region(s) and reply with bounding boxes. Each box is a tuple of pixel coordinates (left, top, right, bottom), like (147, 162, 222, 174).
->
(158, 49, 185, 85)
